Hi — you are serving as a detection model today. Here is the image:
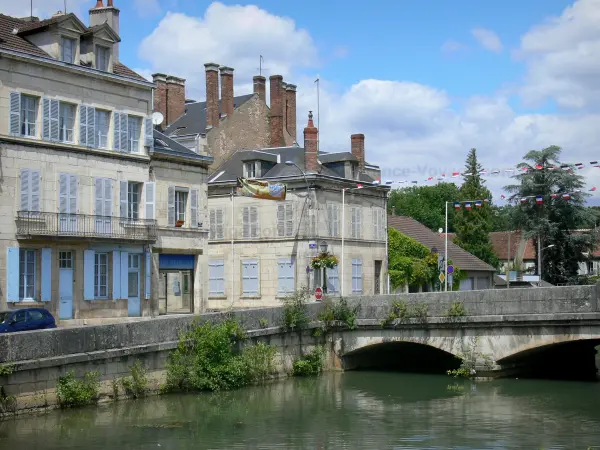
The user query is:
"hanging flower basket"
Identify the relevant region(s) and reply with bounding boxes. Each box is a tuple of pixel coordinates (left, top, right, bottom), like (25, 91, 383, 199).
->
(311, 252, 339, 270)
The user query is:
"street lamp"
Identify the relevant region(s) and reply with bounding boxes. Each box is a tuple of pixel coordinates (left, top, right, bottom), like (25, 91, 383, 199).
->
(538, 243, 555, 286)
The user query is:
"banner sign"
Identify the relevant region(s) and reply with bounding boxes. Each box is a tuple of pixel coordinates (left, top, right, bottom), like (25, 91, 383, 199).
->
(237, 177, 286, 201)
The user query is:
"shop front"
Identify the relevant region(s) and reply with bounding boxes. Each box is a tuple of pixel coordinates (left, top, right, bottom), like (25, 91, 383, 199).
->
(158, 254, 194, 315)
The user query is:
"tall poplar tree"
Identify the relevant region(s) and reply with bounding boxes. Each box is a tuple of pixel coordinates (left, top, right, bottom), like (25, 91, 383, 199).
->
(453, 148, 499, 268)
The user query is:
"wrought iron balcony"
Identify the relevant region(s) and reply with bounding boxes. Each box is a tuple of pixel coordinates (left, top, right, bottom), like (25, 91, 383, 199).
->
(16, 211, 157, 242)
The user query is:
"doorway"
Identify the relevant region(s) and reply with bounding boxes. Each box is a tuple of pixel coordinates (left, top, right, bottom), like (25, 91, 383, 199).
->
(159, 270, 193, 314)
(59, 251, 74, 319)
(127, 254, 141, 317)
(374, 260, 382, 294)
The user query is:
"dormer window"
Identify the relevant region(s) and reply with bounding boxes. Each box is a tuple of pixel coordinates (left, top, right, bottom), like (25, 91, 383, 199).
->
(244, 161, 260, 179)
(96, 45, 110, 71)
(61, 37, 76, 64)
(351, 163, 358, 180)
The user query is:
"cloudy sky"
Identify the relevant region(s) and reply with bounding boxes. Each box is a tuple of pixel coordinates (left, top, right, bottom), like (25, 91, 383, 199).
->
(9, 0, 600, 201)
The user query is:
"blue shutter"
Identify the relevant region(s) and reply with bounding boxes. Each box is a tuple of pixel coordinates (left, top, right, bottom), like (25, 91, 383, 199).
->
(168, 186, 175, 226)
(83, 250, 95, 300)
(120, 180, 128, 219)
(9, 92, 20, 136)
(352, 258, 362, 294)
(112, 250, 121, 300)
(242, 259, 259, 296)
(86, 105, 96, 147)
(278, 258, 294, 294)
(113, 112, 121, 151)
(327, 266, 339, 294)
(209, 260, 225, 296)
(50, 99, 60, 141)
(190, 188, 199, 228)
(6, 247, 19, 302)
(145, 252, 151, 300)
(43, 98, 51, 140)
(120, 252, 128, 299)
(41, 248, 52, 302)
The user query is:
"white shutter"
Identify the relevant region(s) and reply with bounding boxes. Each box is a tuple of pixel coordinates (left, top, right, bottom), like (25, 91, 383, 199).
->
(372, 208, 378, 240)
(69, 174, 78, 214)
(87, 105, 96, 147)
(167, 186, 175, 226)
(30, 170, 40, 212)
(9, 92, 21, 136)
(209, 209, 216, 240)
(43, 98, 51, 140)
(356, 207, 361, 238)
(285, 203, 293, 237)
(94, 178, 103, 215)
(120, 113, 128, 152)
(104, 179, 113, 217)
(113, 112, 121, 150)
(144, 182, 155, 220)
(216, 208, 224, 239)
(144, 116, 153, 148)
(120, 180, 128, 219)
(250, 206, 259, 238)
(277, 204, 285, 237)
(242, 207, 250, 238)
(50, 99, 59, 141)
(79, 105, 88, 145)
(191, 188, 199, 228)
(327, 204, 333, 236)
(59, 173, 68, 214)
(333, 204, 339, 237)
(20, 168, 30, 211)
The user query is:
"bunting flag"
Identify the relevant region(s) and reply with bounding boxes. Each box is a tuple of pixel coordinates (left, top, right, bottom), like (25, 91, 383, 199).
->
(356, 184, 363, 189)
(501, 194, 506, 200)
(454, 202, 461, 210)
(465, 203, 472, 210)
(491, 169, 501, 174)
(475, 201, 482, 208)
(520, 197, 528, 203)
(536, 196, 543, 205)
(551, 193, 559, 199)
(590, 187, 597, 192)
(535, 164, 543, 169)
(562, 193, 571, 200)
(237, 177, 286, 201)
(452, 172, 460, 177)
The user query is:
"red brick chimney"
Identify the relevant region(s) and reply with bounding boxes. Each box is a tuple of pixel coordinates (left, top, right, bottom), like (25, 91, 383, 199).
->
(304, 111, 319, 173)
(166, 75, 185, 126)
(269, 74, 284, 147)
(253, 76, 266, 102)
(204, 62, 220, 129)
(286, 83, 297, 142)
(94, 0, 103, 7)
(152, 73, 167, 129)
(219, 66, 234, 117)
(351, 134, 365, 172)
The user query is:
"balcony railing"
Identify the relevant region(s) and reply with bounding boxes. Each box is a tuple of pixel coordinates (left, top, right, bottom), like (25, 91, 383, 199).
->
(16, 211, 157, 242)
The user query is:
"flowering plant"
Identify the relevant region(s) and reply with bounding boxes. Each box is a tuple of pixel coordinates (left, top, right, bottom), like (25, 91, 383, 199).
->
(310, 252, 339, 269)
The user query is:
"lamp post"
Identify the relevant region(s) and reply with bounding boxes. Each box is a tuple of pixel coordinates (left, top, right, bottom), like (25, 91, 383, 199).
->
(538, 243, 555, 287)
(284, 161, 311, 208)
(319, 240, 328, 293)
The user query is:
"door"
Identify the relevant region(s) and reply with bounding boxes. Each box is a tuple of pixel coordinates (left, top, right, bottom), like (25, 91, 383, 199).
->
(127, 254, 141, 317)
(59, 251, 74, 319)
(374, 260, 382, 294)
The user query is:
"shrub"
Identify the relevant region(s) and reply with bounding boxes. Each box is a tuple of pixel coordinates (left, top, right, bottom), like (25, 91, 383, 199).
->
(317, 297, 361, 331)
(445, 302, 468, 319)
(121, 360, 149, 399)
(447, 337, 493, 379)
(292, 346, 326, 377)
(258, 317, 269, 329)
(164, 317, 277, 393)
(381, 300, 428, 326)
(280, 287, 311, 331)
(56, 371, 100, 408)
(0, 386, 16, 415)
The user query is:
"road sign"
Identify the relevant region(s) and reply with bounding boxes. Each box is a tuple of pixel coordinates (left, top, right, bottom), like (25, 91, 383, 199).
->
(315, 287, 323, 301)
(447, 265, 454, 274)
(448, 274, 453, 287)
(439, 273, 445, 283)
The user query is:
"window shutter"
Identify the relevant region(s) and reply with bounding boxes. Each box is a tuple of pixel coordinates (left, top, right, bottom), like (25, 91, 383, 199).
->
(333, 205, 339, 237)
(30, 170, 40, 212)
(6, 247, 19, 302)
(216, 209, 224, 239)
(352, 258, 363, 293)
(144, 182, 155, 220)
(209, 209, 216, 240)
(69, 174, 78, 215)
(120, 252, 128, 299)
(250, 206, 259, 238)
(43, 98, 51, 140)
(277, 204, 284, 237)
(144, 116, 153, 148)
(168, 186, 175, 226)
(286, 204, 293, 236)
(372, 208, 378, 240)
(209, 260, 225, 296)
(242, 207, 249, 238)
(59, 173, 68, 214)
(145, 252, 151, 300)
(87, 105, 96, 147)
(120, 180, 128, 219)
(94, 178, 103, 216)
(83, 250, 95, 300)
(20, 168, 30, 211)
(9, 92, 20, 136)
(41, 248, 52, 302)
(120, 113, 128, 152)
(104, 179, 113, 217)
(327, 266, 339, 293)
(327, 204, 333, 236)
(356, 208, 362, 238)
(50, 99, 60, 141)
(113, 112, 121, 150)
(278, 258, 294, 294)
(242, 259, 259, 296)
(79, 105, 88, 145)
(191, 188, 199, 228)
(112, 250, 121, 300)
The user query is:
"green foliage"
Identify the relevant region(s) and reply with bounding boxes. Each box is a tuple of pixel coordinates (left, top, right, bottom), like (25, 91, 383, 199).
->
(444, 301, 468, 318)
(388, 182, 461, 231)
(280, 287, 311, 331)
(447, 337, 493, 379)
(292, 346, 326, 377)
(388, 228, 438, 289)
(317, 297, 361, 331)
(453, 148, 500, 269)
(504, 145, 597, 285)
(258, 317, 269, 329)
(0, 386, 16, 415)
(0, 364, 14, 376)
(381, 300, 429, 326)
(121, 360, 149, 399)
(164, 317, 276, 393)
(56, 371, 100, 408)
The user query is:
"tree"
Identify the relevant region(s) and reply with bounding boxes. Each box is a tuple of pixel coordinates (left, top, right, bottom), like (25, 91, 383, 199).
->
(388, 183, 460, 231)
(453, 148, 500, 268)
(504, 145, 596, 285)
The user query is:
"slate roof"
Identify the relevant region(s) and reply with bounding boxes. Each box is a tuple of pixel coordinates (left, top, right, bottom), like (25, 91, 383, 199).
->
(165, 94, 255, 136)
(153, 129, 213, 164)
(0, 13, 145, 82)
(388, 216, 496, 273)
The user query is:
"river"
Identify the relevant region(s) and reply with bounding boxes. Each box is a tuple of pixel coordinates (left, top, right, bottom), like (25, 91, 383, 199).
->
(1, 372, 600, 449)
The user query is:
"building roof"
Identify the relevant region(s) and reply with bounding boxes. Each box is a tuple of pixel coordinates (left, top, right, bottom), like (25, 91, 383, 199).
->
(165, 94, 256, 137)
(489, 231, 536, 261)
(0, 13, 145, 82)
(153, 129, 213, 164)
(388, 216, 496, 273)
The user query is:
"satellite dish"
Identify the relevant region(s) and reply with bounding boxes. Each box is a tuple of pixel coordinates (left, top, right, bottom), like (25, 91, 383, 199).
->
(152, 111, 164, 126)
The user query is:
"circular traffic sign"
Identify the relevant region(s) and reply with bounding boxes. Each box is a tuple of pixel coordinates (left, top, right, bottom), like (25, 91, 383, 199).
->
(315, 287, 323, 301)
(447, 265, 454, 274)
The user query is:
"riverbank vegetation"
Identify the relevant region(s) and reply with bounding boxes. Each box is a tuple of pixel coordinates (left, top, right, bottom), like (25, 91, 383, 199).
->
(121, 360, 149, 399)
(447, 337, 493, 379)
(381, 300, 429, 327)
(56, 371, 100, 408)
(292, 346, 326, 376)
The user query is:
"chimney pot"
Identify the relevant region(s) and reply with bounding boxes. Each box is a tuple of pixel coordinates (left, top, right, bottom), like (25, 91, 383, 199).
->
(205, 63, 220, 130)
(219, 66, 234, 118)
(107, 0, 114, 6)
(253, 76, 266, 102)
(304, 111, 319, 172)
(94, 0, 103, 8)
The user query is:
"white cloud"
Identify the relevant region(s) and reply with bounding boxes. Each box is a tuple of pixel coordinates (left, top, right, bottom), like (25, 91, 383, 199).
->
(0, 0, 88, 19)
(518, 0, 600, 110)
(471, 28, 503, 52)
(441, 39, 469, 55)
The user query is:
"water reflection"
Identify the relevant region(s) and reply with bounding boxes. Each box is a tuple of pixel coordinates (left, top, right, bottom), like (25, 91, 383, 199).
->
(1, 372, 600, 449)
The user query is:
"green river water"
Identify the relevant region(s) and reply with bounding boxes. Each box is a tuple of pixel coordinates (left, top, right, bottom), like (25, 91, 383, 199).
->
(1, 372, 600, 449)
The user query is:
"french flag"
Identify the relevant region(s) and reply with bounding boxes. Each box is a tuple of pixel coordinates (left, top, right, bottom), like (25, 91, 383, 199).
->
(590, 161, 598, 165)
(427, 177, 434, 181)
(535, 164, 543, 170)
(372, 180, 380, 185)
(536, 196, 543, 205)
(452, 172, 460, 177)
(465, 203, 472, 210)
(551, 193, 559, 199)
(491, 169, 500, 175)
(411, 181, 418, 184)
(454, 202, 461, 210)
(479, 170, 488, 175)
(562, 193, 571, 200)
(505, 169, 514, 173)
(521, 167, 528, 171)
(356, 184, 363, 189)
(385, 180, 394, 185)
(501, 194, 506, 200)
(520, 197, 528, 203)
(483, 198, 490, 203)
(590, 186, 597, 192)
(475, 201, 482, 208)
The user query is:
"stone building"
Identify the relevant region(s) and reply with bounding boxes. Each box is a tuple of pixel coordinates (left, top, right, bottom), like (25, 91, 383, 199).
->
(153, 64, 298, 169)
(0, 1, 210, 323)
(205, 113, 389, 310)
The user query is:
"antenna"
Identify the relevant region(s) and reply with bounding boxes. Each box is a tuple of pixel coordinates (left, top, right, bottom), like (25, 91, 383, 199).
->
(30, 0, 33, 18)
(257, 55, 268, 76)
(152, 111, 164, 126)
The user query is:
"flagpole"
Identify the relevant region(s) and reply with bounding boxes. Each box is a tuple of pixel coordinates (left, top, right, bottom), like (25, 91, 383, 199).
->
(315, 77, 320, 154)
(230, 188, 235, 309)
(341, 187, 345, 296)
(444, 201, 448, 292)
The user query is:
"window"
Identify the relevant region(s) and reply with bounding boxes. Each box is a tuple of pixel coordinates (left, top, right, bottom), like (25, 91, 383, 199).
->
(13, 310, 28, 324)
(28, 310, 44, 321)
(277, 258, 295, 295)
(128, 182, 141, 220)
(210, 208, 224, 240)
(277, 203, 294, 237)
(96, 45, 110, 71)
(19, 249, 36, 300)
(351, 207, 362, 238)
(127, 116, 142, 153)
(94, 253, 108, 298)
(241, 259, 259, 296)
(209, 260, 225, 296)
(176, 191, 187, 224)
(242, 206, 259, 238)
(61, 37, 76, 64)
(59, 251, 73, 269)
(327, 203, 339, 237)
(128, 254, 140, 298)
(244, 161, 260, 179)
(59, 103, 75, 142)
(21, 95, 38, 137)
(20, 169, 41, 213)
(352, 258, 363, 293)
(326, 266, 339, 294)
(96, 110, 110, 148)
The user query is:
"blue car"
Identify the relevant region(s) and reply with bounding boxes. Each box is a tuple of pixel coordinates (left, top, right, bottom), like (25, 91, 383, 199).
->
(0, 308, 57, 333)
